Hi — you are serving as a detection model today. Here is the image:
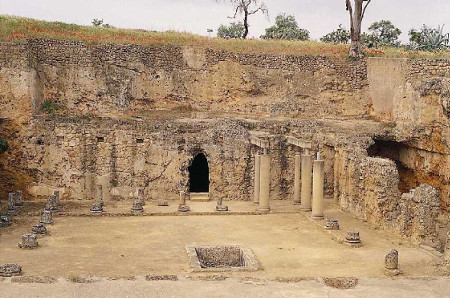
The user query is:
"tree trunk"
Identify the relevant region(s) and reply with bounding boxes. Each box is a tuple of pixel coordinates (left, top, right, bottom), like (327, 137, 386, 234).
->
(347, 0, 365, 58)
(349, 15, 362, 58)
(243, 9, 249, 39)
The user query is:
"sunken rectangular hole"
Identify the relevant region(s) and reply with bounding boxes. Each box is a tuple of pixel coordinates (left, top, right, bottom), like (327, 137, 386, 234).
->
(57, 136, 64, 141)
(195, 246, 244, 268)
(136, 138, 144, 144)
(97, 137, 105, 143)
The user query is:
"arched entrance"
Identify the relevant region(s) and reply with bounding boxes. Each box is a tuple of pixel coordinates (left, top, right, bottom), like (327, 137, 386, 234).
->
(188, 153, 209, 193)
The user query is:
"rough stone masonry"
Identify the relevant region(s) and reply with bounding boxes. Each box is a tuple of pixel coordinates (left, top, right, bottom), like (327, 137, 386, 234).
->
(0, 39, 449, 251)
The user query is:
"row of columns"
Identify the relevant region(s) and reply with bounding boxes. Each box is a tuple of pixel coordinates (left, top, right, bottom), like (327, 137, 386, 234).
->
(252, 147, 325, 219)
(299, 151, 324, 219)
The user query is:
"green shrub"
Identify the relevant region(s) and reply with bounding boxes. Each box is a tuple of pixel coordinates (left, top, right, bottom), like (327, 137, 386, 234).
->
(321, 24, 350, 44)
(217, 22, 245, 39)
(408, 25, 449, 51)
(0, 138, 8, 153)
(41, 100, 61, 116)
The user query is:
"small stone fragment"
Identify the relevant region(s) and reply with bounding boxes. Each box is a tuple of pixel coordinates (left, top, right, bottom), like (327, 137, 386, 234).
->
(40, 210, 53, 225)
(31, 223, 48, 237)
(18, 233, 38, 249)
(0, 215, 11, 228)
(179, 191, 186, 206)
(345, 231, 361, 245)
(325, 219, 340, 230)
(0, 264, 22, 277)
(384, 249, 403, 276)
(90, 202, 103, 214)
(7, 193, 17, 216)
(178, 205, 190, 212)
(15, 190, 24, 207)
(45, 195, 59, 213)
(138, 188, 145, 206)
(131, 199, 144, 213)
(216, 197, 228, 211)
(158, 200, 169, 206)
(53, 190, 61, 207)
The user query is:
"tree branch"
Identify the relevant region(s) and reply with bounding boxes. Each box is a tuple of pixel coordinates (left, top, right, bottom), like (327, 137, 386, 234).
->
(248, 7, 263, 15)
(361, 0, 372, 19)
(228, 5, 240, 19)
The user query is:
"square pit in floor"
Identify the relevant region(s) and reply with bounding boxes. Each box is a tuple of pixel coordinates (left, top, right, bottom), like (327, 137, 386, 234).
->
(186, 245, 262, 272)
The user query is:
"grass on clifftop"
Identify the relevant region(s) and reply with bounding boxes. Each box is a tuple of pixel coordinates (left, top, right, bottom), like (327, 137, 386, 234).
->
(1, 15, 450, 59)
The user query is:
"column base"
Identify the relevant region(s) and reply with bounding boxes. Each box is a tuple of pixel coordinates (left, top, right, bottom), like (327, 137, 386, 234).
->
(300, 207, 312, 211)
(311, 215, 324, 220)
(293, 200, 301, 205)
(258, 207, 271, 212)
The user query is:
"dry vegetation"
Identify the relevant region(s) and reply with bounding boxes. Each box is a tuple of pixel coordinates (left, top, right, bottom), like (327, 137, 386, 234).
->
(1, 15, 450, 59)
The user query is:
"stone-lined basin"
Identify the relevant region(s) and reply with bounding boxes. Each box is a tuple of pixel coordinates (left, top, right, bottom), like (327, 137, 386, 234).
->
(186, 245, 261, 272)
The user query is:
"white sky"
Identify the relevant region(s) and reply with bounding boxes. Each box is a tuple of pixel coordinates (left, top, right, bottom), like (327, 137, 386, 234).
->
(0, 0, 449, 42)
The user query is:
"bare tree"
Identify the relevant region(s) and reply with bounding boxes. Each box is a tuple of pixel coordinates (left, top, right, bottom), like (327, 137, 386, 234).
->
(217, 1, 268, 39)
(346, 0, 372, 58)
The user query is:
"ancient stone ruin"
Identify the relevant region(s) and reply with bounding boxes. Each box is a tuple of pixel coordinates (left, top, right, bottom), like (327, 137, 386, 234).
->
(137, 188, 145, 206)
(90, 184, 104, 214)
(158, 200, 169, 206)
(0, 215, 11, 228)
(0, 264, 22, 277)
(325, 219, 340, 230)
(31, 223, 48, 237)
(178, 191, 190, 212)
(15, 190, 24, 207)
(18, 233, 38, 249)
(216, 197, 228, 212)
(53, 190, 61, 207)
(45, 195, 59, 213)
(40, 210, 53, 225)
(7, 193, 17, 216)
(131, 199, 144, 214)
(384, 249, 403, 276)
(0, 36, 449, 283)
(345, 231, 362, 247)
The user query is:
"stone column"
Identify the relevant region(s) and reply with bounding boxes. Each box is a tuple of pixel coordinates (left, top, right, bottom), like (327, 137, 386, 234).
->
(53, 190, 60, 207)
(311, 153, 325, 220)
(300, 152, 312, 211)
(445, 232, 450, 262)
(258, 154, 271, 212)
(293, 154, 301, 205)
(179, 191, 186, 206)
(253, 154, 261, 204)
(96, 185, 103, 205)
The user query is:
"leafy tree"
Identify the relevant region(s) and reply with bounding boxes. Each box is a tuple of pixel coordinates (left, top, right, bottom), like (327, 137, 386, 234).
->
(217, 22, 245, 38)
(92, 18, 113, 28)
(261, 14, 309, 40)
(345, 0, 372, 58)
(366, 20, 402, 47)
(216, 0, 268, 39)
(360, 32, 376, 47)
(409, 25, 450, 50)
(321, 24, 350, 44)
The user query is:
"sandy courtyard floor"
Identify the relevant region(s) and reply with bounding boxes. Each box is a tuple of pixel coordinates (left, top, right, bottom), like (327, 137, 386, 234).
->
(1, 277, 450, 298)
(0, 208, 441, 278)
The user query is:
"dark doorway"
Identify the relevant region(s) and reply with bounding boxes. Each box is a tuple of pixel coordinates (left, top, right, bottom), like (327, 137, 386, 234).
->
(188, 153, 210, 193)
